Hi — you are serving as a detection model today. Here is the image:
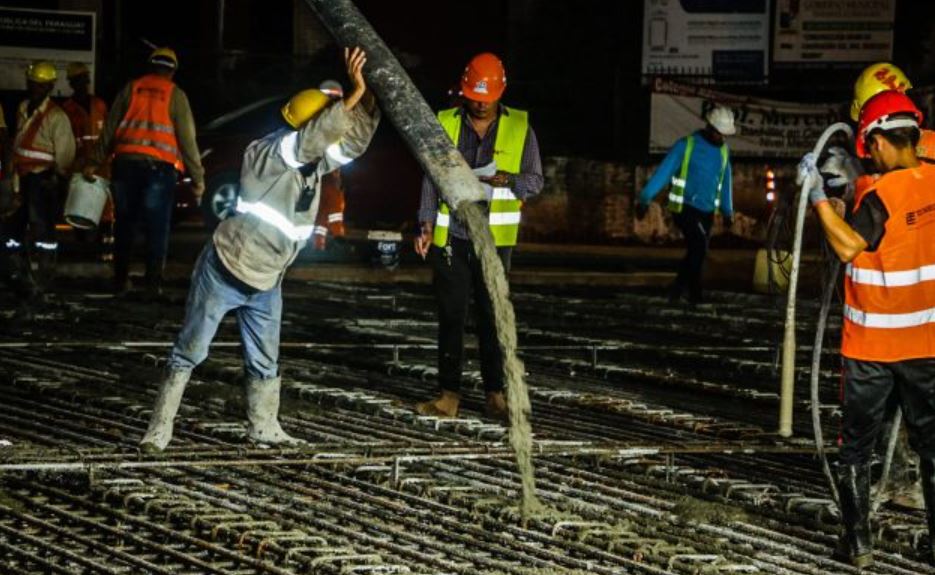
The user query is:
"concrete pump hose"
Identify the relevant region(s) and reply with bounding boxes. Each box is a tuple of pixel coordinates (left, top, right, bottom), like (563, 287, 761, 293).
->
(779, 122, 854, 437)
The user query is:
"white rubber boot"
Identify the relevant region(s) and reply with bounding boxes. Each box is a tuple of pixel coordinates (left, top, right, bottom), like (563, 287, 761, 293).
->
(139, 370, 191, 452)
(245, 377, 303, 446)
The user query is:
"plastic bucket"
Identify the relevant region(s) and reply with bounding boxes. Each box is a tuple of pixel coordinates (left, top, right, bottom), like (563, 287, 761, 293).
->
(64, 174, 109, 229)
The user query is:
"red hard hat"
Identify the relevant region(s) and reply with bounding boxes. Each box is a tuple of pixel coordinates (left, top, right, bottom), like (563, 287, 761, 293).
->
(460, 53, 506, 103)
(856, 90, 923, 158)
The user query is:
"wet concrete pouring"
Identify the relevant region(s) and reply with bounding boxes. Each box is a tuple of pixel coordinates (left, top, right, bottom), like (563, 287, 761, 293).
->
(0, 279, 931, 574)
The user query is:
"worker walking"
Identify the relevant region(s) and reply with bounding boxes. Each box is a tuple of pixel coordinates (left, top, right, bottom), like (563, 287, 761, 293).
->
(413, 52, 543, 420)
(801, 90, 935, 567)
(138, 47, 380, 452)
(86, 47, 204, 295)
(0, 61, 75, 314)
(636, 106, 735, 305)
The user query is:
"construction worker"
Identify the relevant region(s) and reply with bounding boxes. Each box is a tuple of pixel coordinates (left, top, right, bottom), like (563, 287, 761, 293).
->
(61, 62, 108, 171)
(138, 47, 379, 452)
(312, 80, 346, 251)
(0, 61, 75, 315)
(413, 52, 543, 419)
(800, 90, 935, 567)
(85, 47, 205, 295)
(636, 105, 735, 305)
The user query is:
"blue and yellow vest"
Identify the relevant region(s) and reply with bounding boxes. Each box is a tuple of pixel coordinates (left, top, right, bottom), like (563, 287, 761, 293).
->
(433, 106, 528, 247)
(668, 134, 729, 214)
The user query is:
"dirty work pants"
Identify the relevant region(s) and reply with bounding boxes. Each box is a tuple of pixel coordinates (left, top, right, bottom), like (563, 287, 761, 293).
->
(168, 243, 281, 380)
(430, 237, 512, 394)
(0, 170, 60, 298)
(839, 357, 935, 465)
(672, 205, 714, 302)
(111, 158, 177, 283)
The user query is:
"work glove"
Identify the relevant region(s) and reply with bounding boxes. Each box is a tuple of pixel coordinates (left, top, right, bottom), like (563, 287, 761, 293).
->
(797, 152, 826, 206)
(820, 147, 863, 188)
(481, 182, 494, 202)
(635, 203, 649, 220)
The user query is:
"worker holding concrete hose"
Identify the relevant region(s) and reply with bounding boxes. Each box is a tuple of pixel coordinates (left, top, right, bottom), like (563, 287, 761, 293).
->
(413, 52, 543, 420)
(138, 47, 380, 452)
(800, 90, 935, 568)
(636, 105, 735, 305)
(0, 62, 76, 319)
(85, 47, 205, 296)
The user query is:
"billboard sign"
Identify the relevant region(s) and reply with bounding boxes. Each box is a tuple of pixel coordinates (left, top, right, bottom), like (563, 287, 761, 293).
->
(774, 0, 895, 65)
(0, 7, 96, 96)
(642, 0, 770, 81)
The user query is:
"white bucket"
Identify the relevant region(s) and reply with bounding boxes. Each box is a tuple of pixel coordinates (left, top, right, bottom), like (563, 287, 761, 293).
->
(64, 174, 110, 229)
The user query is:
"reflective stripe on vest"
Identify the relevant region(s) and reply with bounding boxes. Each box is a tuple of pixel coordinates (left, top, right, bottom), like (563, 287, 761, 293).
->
(842, 164, 935, 361)
(667, 135, 729, 214)
(236, 198, 315, 242)
(433, 106, 528, 247)
(14, 99, 58, 175)
(114, 75, 184, 171)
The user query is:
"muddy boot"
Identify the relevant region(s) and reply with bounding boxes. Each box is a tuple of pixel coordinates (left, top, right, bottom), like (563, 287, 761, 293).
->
(113, 257, 131, 296)
(139, 369, 191, 453)
(415, 390, 460, 417)
(245, 377, 303, 446)
(834, 463, 874, 568)
(34, 249, 57, 294)
(485, 390, 509, 422)
(920, 457, 935, 564)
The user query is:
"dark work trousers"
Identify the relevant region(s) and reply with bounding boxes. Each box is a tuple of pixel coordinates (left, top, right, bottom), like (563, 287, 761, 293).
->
(430, 237, 513, 394)
(0, 170, 60, 299)
(111, 157, 178, 285)
(839, 357, 935, 465)
(672, 205, 715, 302)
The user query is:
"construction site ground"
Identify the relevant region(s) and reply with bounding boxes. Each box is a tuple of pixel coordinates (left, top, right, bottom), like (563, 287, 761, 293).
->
(0, 230, 929, 574)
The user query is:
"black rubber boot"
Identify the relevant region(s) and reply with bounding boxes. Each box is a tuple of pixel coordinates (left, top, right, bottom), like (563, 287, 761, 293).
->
(145, 258, 164, 298)
(834, 463, 874, 568)
(113, 258, 131, 295)
(35, 249, 57, 295)
(919, 457, 935, 565)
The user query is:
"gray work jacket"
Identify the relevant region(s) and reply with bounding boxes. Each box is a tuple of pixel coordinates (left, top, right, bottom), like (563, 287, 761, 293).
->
(212, 101, 380, 290)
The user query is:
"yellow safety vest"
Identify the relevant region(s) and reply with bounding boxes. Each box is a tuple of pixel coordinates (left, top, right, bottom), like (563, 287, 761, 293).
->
(667, 135, 729, 214)
(433, 106, 528, 247)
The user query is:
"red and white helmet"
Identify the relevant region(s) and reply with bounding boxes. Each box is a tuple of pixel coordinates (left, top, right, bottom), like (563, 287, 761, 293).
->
(856, 90, 923, 158)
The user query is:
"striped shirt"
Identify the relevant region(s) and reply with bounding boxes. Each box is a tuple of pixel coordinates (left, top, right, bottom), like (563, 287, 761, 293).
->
(418, 105, 543, 240)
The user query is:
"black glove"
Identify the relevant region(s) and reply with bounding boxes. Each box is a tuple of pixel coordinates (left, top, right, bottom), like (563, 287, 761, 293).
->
(635, 203, 649, 220)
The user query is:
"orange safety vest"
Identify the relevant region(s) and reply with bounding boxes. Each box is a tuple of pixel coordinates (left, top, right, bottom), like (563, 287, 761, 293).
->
(917, 129, 935, 163)
(114, 74, 184, 172)
(842, 162, 935, 362)
(312, 171, 346, 250)
(61, 95, 108, 168)
(14, 99, 58, 176)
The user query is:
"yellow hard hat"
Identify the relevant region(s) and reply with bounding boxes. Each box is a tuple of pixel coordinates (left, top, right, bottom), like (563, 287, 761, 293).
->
(850, 62, 912, 121)
(149, 47, 178, 70)
(26, 61, 57, 83)
(281, 89, 331, 129)
(66, 62, 90, 78)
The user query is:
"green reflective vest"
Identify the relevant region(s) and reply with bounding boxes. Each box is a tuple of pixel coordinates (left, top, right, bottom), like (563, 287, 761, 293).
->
(433, 106, 528, 247)
(668, 135, 729, 214)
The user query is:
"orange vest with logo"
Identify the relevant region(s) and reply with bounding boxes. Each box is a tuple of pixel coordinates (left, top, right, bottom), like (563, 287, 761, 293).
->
(114, 75, 183, 171)
(312, 171, 346, 250)
(14, 99, 58, 175)
(62, 95, 108, 168)
(842, 162, 935, 362)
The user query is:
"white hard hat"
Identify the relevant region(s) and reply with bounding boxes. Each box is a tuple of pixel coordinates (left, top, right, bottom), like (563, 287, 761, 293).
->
(706, 105, 736, 136)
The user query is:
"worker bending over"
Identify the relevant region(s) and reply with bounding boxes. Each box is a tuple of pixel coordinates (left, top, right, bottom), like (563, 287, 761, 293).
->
(139, 47, 380, 452)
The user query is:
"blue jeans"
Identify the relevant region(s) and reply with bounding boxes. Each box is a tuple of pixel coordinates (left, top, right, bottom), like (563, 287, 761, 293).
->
(168, 244, 282, 379)
(111, 158, 177, 280)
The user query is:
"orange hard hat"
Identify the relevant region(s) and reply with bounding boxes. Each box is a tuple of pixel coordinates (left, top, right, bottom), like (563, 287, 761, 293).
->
(460, 53, 506, 103)
(856, 90, 923, 158)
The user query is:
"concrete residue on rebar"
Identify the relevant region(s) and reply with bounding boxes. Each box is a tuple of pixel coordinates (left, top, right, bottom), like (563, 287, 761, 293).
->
(460, 202, 543, 516)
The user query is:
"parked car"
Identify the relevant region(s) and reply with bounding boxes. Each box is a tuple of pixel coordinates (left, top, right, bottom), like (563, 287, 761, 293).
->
(182, 96, 422, 240)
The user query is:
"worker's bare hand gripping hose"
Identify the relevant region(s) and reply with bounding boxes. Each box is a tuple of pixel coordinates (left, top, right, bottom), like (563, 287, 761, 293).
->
(303, 0, 542, 516)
